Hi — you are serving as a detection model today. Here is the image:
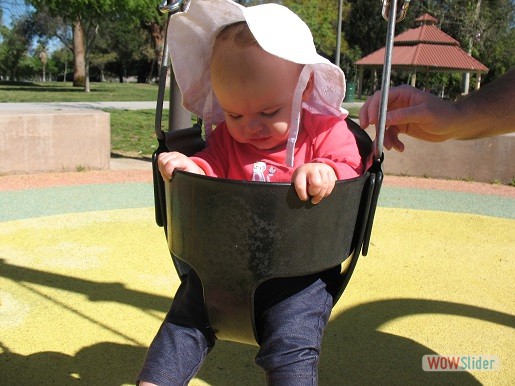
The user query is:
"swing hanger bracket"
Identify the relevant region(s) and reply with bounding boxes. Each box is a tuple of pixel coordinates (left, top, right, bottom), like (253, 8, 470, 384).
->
(159, 0, 188, 14)
(382, 0, 410, 22)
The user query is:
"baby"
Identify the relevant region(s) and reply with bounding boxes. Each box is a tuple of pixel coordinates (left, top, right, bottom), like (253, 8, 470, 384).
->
(139, 1, 364, 384)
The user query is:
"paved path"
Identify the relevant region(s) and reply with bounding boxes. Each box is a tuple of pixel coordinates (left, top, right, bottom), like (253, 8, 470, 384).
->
(0, 101, 163, 111)
(110, 156, 153, 170)
(0, 101, 364, 111)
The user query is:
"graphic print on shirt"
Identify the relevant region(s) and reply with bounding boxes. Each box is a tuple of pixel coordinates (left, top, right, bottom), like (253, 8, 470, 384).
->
(252, 162, 279, 182)
(267, 166, 277, 182)
(252, 162, 267, 181)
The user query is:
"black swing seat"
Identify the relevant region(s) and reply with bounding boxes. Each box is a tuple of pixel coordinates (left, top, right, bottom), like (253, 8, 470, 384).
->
(153, 118, 382, 346)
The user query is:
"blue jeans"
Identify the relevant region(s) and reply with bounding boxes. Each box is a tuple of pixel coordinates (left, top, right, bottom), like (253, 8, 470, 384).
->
(137, 267, 339, 385)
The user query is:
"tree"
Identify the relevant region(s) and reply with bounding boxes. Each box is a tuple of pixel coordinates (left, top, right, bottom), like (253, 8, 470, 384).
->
(0, 15, 34, 80)
(407, 0, 514, 90)
(456, 0, 514, 83)
(29, 5, 74, 79)
(51, 47, 72, 81)
(89, 51, 116, 82)
(35, 41, 48, 81)
(71, 19, 87, 88)
(344, 0, 391, 58)
(283, 0, 349, 61)
(94, 16, 149, 82)
(28, 0, 121, 91)
(29, 5, 72, 48)
(28, 0, 168, 88)
(123, 0, 168, 80)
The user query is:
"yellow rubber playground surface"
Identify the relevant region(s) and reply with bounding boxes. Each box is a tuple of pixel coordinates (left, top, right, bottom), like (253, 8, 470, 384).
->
(1, 171, 514, 385)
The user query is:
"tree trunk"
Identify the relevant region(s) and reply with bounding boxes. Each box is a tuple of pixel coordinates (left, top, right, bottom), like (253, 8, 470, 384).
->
(147, 20, 166, 78)
(83, 23, 99, 93)
(73, 20, 86, 88)
(84, 58, 91, 92)
(63, 60, 67, 83)
(462, 39, 472, 94)
(39, 51, 48, 82)
(462, 0, 483, 94)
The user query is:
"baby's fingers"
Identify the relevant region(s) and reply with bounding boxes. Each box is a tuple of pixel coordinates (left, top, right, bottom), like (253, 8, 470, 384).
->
(308, 174, 335, 205)
(157, 152, 181, 181)
(292, 170, 310, 202)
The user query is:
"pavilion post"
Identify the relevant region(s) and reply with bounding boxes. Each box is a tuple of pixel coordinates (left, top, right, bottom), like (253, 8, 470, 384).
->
(357, 66, 364, 98)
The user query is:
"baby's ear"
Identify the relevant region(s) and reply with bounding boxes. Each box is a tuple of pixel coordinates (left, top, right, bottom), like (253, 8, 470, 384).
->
(302, 73, 315, 102)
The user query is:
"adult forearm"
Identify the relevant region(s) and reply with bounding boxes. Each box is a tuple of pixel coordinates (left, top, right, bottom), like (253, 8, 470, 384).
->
(451, 68, 515, 140)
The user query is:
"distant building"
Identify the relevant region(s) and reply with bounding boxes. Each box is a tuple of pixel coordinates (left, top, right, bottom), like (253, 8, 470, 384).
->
(355, 13, 488, 98)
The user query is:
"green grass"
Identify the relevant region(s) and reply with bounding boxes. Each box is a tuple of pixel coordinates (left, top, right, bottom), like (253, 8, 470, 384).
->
(107, 109, 168, 158)
(347, 106, 360, 119)
(0, 81, 161, 102)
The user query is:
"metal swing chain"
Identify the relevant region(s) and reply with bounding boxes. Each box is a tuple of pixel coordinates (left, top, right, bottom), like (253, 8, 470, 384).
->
(154, 1, 189, 141)
(375, 0, 410, 161)
(154, 13, 171, 141)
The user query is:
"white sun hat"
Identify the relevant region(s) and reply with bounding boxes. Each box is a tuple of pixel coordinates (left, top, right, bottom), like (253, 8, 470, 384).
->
(168, 0, 347, 167)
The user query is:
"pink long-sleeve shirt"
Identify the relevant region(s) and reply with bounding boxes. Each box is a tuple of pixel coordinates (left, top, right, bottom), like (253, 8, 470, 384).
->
(191, 110, 364, 182)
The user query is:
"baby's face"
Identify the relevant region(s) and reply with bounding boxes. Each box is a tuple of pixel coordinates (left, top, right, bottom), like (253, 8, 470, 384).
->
(211, 45, 303, 151)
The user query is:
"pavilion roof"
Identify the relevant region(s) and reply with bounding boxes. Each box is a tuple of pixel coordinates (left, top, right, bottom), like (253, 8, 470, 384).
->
(356, 43, 488, 72)
(355, 14, 488, 73)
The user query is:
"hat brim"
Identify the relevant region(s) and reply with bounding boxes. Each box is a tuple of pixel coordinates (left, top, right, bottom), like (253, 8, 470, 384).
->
(168, 0, 346, 124)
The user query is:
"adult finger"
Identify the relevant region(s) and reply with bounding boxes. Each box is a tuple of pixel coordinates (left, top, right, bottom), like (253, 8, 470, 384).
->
(359, 90, 382, 128)
(384, 126, 405, 152)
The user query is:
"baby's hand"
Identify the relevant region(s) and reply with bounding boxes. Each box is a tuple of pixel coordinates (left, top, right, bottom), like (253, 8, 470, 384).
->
(157, 152, 205, 182)
(292, 163, 337, 204)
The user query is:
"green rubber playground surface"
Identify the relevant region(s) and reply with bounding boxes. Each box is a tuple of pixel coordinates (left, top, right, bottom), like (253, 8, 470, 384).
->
(1, 178, 514, 385)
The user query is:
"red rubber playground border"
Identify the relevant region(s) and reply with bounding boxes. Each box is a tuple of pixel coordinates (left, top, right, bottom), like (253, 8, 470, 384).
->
(0, 167, 513, 198)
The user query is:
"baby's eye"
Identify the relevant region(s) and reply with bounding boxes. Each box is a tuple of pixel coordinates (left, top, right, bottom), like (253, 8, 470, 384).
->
(261, 109, 280, 117)
(227, 113, 242, 120)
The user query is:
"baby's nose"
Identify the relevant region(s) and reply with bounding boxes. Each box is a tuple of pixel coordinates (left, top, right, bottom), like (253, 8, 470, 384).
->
(246, 118, 262, 132)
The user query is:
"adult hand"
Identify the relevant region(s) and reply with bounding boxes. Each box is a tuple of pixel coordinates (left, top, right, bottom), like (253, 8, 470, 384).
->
(359, 85, 459, 151)
(360, 69, 515, 150)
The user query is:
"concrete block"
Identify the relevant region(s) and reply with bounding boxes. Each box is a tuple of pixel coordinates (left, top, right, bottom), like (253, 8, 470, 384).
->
(366, 129, 515, 184)
(0, 109, 110, 174)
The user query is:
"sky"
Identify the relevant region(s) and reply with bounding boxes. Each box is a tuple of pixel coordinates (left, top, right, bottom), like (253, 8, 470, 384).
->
(1, 1, 61, 52)
(1, 0, 33, 27)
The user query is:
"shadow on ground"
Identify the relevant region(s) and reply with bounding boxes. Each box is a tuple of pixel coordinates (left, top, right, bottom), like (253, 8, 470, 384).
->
(2, 260, 513, 385)
(110, 152, 153, 163)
